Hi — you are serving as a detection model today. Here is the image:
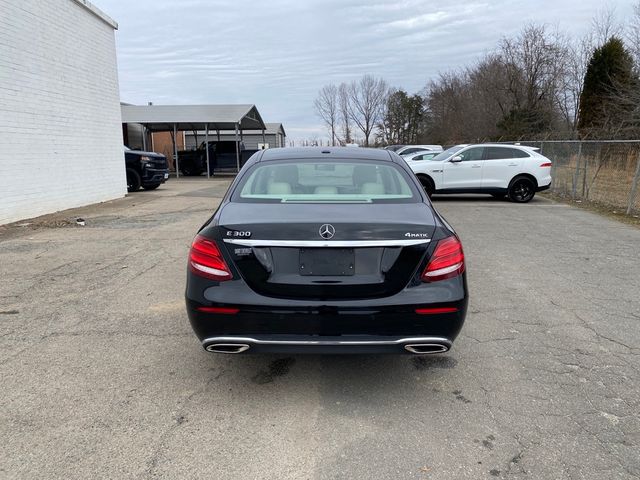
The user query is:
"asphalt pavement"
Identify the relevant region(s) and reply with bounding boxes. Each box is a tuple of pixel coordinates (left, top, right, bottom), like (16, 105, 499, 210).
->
(1, 178, 639, 479)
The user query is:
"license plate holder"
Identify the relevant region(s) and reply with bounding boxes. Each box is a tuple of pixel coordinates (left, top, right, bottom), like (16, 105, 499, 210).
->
(299, 248, 354, 276)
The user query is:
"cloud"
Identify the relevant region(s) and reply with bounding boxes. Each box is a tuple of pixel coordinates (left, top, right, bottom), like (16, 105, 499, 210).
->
(96, 0, 633, 143)
(383, 11, 449, 30)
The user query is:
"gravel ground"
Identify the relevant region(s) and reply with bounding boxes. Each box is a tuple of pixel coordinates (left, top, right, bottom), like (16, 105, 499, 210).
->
(1, 178, 639, 479)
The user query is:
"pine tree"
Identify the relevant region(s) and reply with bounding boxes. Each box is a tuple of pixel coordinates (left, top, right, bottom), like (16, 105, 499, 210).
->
(578, 37, 635, 134)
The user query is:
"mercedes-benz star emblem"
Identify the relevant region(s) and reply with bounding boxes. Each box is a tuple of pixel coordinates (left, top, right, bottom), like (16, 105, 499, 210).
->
(319, 224, 335, 240)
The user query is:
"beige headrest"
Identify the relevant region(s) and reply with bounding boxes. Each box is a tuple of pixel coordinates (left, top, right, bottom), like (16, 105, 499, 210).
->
(360, 182, 384, 194)
(267, 182, 292, 194)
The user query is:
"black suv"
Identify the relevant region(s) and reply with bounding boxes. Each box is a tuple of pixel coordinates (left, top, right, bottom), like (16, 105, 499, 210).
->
(124, 146, 170, 192)
(178, 141, 245, 176)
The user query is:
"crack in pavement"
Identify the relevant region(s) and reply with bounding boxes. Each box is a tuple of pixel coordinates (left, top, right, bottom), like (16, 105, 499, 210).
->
(144, 369, 226, 479)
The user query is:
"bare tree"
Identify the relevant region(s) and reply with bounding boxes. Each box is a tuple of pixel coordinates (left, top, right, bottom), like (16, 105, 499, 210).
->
(496, 24, 570, 135)
(464, 54, 510, 139)
(423, 24, 576, 142)
(557, 34, 595, 131)
(348, 75, 389, 147)
(591, 5, 623, 47)
(627, 1, 640, 70)
(499, 25, 565, 109)
(558, 5, 626, 133)
(423, 71, 471, 143)
(310, 13, 640, 146)
(337, 83, 352, 145)
(314, 85, 339, 146)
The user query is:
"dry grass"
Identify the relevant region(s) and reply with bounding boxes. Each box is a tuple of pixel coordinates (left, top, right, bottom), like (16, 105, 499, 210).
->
(548, 148, 640, 214)
(541, 191, 640, 228)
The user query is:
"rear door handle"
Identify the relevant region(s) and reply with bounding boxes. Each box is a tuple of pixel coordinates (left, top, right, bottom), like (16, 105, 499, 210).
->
(508, 163, 518, 166)
(471, 164, 481, 168)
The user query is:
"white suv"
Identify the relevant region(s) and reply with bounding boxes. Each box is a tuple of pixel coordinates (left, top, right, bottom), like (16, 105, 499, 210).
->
(407, 144, 552, 203)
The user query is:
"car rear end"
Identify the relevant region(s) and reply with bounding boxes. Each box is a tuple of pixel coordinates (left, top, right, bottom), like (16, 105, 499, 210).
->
(185, 149, 468, 354)
(520, 147, 552, 191)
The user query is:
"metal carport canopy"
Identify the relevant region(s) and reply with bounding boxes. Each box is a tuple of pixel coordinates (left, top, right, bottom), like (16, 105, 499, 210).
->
(120, 104, 266, 132)
(120, 104, 267, 177)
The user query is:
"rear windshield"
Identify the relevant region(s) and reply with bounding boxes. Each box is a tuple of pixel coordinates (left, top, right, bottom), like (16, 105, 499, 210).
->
(232, 159, 420, 203)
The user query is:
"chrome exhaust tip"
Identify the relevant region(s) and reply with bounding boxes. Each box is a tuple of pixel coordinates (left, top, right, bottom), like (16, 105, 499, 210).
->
(404, 343, 449, 354)
(205, 343, 250, 354)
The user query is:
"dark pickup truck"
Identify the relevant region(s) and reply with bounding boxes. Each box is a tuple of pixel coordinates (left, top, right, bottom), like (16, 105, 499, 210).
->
(177, 141, 245, 176)
(124, 146, 169, 192)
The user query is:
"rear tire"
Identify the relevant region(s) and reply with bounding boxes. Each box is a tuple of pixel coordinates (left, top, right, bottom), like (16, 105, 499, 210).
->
(508, 177, 535, 203)
(180, 167, 201, 176)
(126, 169, 141, 192)
(142, 184, 160, 191)
(180, 162, 203, 176)
(417, 175, 434, 198)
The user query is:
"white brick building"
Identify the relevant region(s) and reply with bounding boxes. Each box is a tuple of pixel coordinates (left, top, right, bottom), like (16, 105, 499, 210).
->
(0, 0, 125, 225)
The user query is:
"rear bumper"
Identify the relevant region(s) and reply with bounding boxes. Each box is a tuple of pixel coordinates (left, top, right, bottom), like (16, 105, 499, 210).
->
(185, 275, 468, 354)
(537, 183, 551, 192)
(200, 335, 452, 354)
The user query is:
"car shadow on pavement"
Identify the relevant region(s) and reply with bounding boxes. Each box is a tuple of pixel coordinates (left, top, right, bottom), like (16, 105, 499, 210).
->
(202, 353, 459, 401)
(431, 194, 547, 203)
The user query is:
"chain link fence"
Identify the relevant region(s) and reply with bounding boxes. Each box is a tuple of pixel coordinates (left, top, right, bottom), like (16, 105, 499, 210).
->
(501, 140, 640, 215)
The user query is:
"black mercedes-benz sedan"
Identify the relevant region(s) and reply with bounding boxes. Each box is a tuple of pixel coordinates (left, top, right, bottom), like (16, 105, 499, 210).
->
(185, 147, 468, 354)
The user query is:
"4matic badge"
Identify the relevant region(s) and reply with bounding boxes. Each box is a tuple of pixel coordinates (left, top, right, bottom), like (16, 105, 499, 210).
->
(404, 232, 430, 238)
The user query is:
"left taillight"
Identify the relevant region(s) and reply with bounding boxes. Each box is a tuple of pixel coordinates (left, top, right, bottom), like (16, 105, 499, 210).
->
(421, 236, 465, 282)
(189, 234, 233, 281)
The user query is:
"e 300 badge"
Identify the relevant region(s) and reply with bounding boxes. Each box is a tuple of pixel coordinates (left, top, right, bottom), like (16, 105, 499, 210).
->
(226, 230, 252, 238)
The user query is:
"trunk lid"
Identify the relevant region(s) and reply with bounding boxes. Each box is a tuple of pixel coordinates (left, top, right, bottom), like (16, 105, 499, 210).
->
(214, 203, 436, 300)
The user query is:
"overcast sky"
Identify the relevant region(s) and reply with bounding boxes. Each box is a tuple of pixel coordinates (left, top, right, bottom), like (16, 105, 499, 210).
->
(97, 0, 632, 143)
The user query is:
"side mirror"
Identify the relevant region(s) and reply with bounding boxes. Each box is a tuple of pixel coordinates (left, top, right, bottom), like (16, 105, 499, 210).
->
(450, 155, 463, 163)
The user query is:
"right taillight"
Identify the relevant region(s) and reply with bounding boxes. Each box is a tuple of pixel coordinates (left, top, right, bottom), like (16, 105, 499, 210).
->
(189, 234, 233, 281)
(421, 236, 465, 282)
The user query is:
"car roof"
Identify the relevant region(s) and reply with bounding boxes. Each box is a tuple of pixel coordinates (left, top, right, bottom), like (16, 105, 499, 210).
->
(448, 143, 539, 152)
(258, 147, 393, 162)
(457, 143, 532, 149)
(481, 143, 526, 147)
